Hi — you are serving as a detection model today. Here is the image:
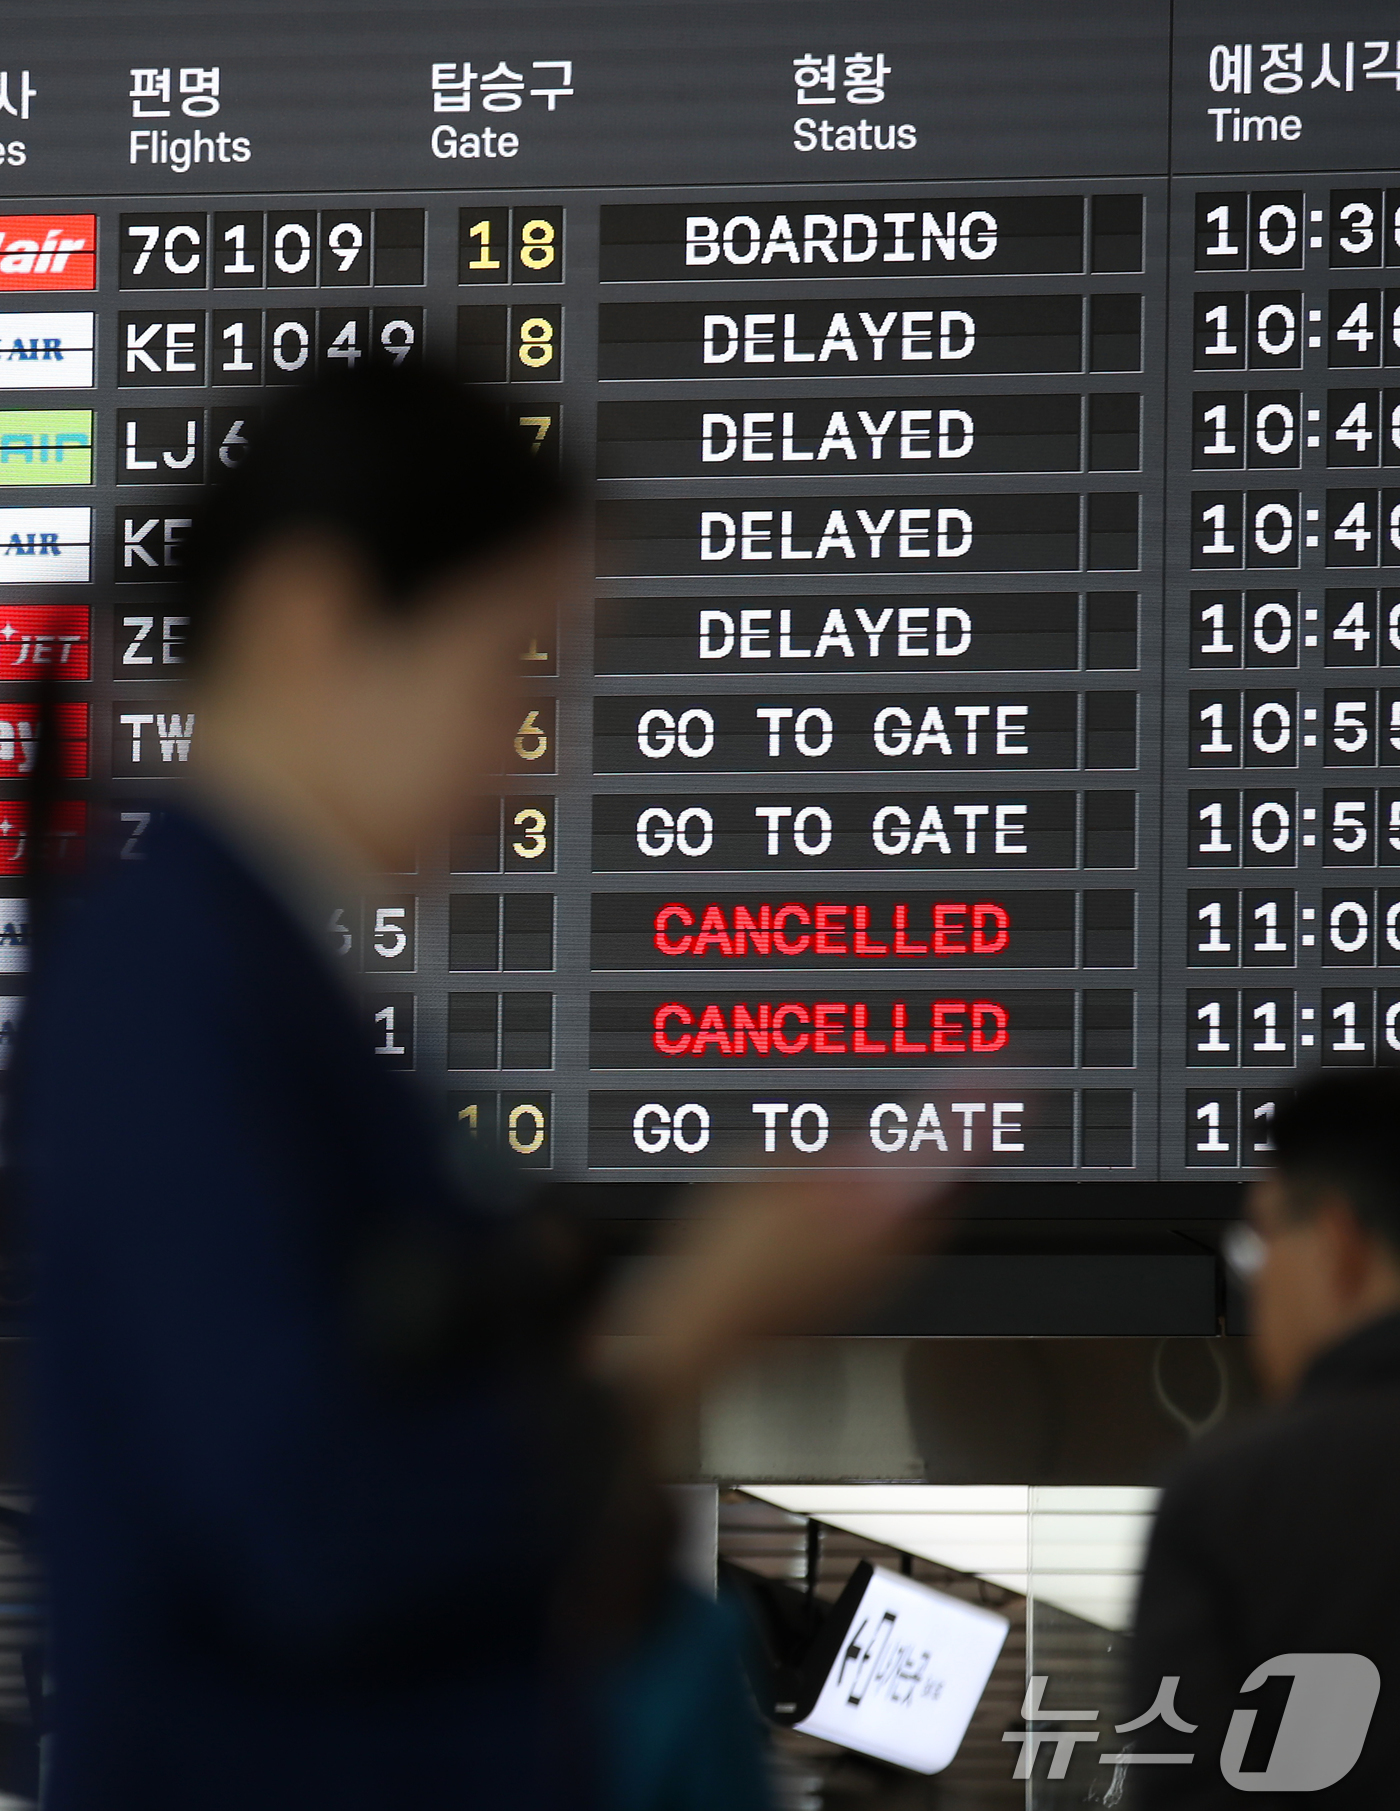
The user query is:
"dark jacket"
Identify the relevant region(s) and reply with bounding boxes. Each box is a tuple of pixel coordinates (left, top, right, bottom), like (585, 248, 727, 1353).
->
(19, 808, 631, 1811)
(1130, 1309, 1400, 1806)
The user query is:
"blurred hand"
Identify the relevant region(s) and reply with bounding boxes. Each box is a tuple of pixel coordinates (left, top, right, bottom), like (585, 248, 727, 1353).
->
(594, 1160, 958, 1414)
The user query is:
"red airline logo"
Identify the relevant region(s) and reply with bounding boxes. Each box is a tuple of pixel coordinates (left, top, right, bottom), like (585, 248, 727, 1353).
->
(0, 702, 87, 780)
(0, 800, 86, 875)
(0, 604, 90, 679)
(0, 217, 97, 291)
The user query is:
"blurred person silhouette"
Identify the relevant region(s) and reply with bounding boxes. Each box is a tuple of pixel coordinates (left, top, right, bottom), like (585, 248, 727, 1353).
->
(1129, 1069, 1400, 1805)
(16, 367, 951, 1811)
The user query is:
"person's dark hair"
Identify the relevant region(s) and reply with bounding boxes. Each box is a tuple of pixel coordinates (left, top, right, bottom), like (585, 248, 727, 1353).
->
(179, 361, 577, 666)
(1272, 1071, 1400, 1249)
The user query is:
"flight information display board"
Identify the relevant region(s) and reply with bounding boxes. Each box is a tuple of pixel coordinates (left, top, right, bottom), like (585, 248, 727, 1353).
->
(0, 0, 1397, 1191)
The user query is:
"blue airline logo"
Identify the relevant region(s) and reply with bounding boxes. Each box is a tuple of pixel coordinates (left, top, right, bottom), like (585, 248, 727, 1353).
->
(0, 313, 95, 388)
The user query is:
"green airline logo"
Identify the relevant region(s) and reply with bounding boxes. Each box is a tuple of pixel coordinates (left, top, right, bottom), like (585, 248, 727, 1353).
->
(0, 410, 92, 484)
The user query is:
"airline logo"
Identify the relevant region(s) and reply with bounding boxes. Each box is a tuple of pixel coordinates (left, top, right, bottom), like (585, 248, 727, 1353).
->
(0, 603, 90, 678)
(0, 507, 91, 581)
(0, 898, 28, 973)
(0, 313, 96, 389)
(0, 701, 87, 779)
(0, 996, 20, 1068)
(0, 800, 86, 876)
(0, 410, 92, 484)
(0, 216, 97, 290)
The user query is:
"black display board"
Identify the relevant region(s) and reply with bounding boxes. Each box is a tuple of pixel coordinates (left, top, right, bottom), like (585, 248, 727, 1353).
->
(0, 0, 1396, 1196)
